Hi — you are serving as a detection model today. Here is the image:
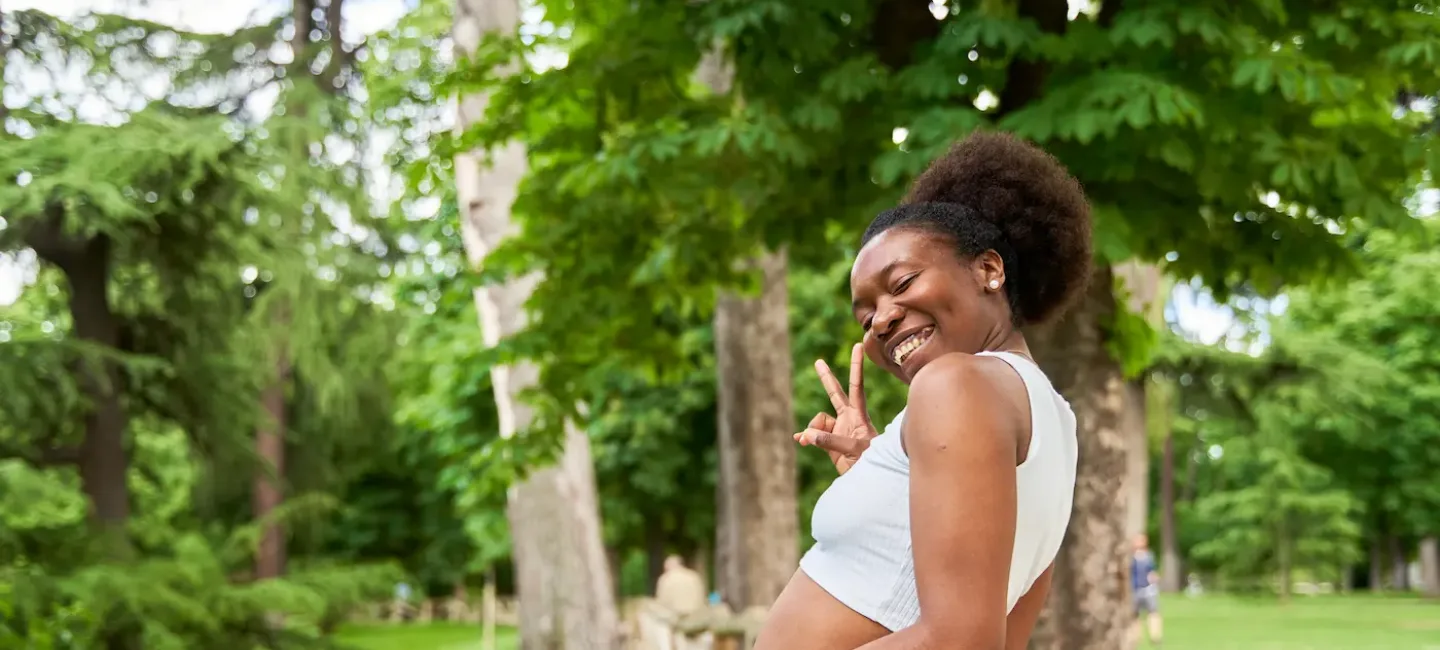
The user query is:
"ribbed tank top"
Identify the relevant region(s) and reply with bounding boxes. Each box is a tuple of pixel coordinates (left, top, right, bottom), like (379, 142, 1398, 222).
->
(798, 351, 1078, 631)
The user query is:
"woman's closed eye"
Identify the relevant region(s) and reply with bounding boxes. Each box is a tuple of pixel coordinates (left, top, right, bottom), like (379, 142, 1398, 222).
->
(893, 272, 918, 295)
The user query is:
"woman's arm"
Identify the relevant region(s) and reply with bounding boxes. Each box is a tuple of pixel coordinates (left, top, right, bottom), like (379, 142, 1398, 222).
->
(858, 354, 1026, 650)
(1005, 565, 1053, 650)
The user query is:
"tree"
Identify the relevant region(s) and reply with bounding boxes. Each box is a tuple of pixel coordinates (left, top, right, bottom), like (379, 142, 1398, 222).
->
(0, 7, 400, 647)
(446, 1, 1438, 645)
(1189, 416, 1363, 600)
(1153, 222, 1440, 597)
(691, 45, 801, 611)
(450, 0, 620, 647)
(1280, 224, 1440, 596)
(252, 0, 359, 588)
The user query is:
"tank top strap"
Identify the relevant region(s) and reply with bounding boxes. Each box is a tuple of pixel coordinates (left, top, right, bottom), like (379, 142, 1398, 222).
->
(974, 350, 1057, 469)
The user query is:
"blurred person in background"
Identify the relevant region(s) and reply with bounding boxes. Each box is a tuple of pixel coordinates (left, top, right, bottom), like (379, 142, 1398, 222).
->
(1130, 534, 1164, 647)
(656, 555, 707, 619)
(638, 554, 710, 650)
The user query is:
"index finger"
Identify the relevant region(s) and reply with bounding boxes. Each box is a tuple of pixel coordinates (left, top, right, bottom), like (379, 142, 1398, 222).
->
(815, 359, 848, 412)
(848, 343, 867, 415)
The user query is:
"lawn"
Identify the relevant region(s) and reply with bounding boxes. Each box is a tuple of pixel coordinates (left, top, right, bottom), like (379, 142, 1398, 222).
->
(335, 595, 1439, 649)
(1156, 594, 1440, 650)
(333, 623, 518, 650)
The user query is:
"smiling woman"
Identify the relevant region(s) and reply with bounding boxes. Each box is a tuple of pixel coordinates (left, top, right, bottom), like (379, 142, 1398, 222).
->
(759, 131, 1093, 650)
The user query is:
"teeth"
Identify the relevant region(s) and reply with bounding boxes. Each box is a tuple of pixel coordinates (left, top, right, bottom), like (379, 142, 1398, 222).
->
(892, 330, 932, 365)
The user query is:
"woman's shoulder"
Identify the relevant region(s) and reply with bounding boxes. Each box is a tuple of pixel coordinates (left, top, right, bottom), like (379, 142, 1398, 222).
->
(904, 353, 1030, 441)
(908, 352, 1026, 404)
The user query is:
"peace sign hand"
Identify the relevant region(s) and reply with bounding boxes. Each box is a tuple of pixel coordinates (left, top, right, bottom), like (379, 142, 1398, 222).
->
(794, 343, 877, 475)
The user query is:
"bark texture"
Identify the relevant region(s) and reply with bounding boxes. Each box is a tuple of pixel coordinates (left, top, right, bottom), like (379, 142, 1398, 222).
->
(253, 346, 290, 581)
(65, 241, 131, 532)
(1390, 535, 1409, 590)
(1120, 379, 1148, 540)
(1026, 266, 1133, 650)
(1370, 536, 1384, 592)
(1113, 261, 1162, 543)
(1419, 537, 1439, 597)
(712, 248, 799, 609)
(453, 0, 619, 647)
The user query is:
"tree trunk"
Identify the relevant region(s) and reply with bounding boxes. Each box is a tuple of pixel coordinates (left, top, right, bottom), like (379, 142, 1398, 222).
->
(1419, 536, 1439, 598)
(1158, 402, 1181, 593)
(1120, 380, 1148, 540)
(57, 239, 140, 650)
(689, 544, 710, 594)
(1026, 266, 1132, 650)
(253, 345, 289, 581)
(453, 4, 619, 647)
(605, 546, 623, 599)
(1277, 525, 1292, 603)
(503, 425, 620, 649)
(1113, 261, 1162, 544)
(692, 42, 799, 611)
(483, 567, 498, 650)
(1390, 535, 1409, 590)
(1181, 440, 1199, 503)
(713, 248, 799, 610)
(1370, 536, 1385, 592)
(646, 520, 667, 595)
(66, 241, 131, 538)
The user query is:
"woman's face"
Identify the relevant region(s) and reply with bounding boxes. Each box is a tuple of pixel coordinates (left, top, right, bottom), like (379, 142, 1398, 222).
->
(849, 227, 1008, 384)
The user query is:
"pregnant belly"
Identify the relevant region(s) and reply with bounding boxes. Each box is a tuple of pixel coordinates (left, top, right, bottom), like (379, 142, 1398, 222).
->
(752, 569, 890, 650)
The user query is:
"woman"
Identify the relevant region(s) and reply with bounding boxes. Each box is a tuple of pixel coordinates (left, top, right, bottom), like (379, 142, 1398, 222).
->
(755, 132, 1090, 650)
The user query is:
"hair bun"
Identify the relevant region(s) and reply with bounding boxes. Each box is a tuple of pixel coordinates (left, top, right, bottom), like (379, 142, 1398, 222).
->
(905, 131, 1094, 325)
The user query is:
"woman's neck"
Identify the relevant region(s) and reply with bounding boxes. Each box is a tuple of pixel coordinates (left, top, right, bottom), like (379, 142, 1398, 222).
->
(982, 328, 1032, 361)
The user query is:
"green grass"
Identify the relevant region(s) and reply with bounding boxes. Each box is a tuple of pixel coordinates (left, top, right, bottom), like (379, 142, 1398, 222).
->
(1153, 594, 1440, 650)
(334, 595, 1439, 649)
(333, 623, 517, 650)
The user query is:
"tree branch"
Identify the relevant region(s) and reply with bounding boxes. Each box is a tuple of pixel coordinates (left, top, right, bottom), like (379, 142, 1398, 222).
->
(320, 0, 352, 93)
(996, 0, 1070, 119)
(0, 439, 82, 467)
(22, 202, 91, 270)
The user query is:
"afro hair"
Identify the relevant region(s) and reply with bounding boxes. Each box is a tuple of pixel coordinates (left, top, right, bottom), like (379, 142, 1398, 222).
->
(861, 131, 1093, 326)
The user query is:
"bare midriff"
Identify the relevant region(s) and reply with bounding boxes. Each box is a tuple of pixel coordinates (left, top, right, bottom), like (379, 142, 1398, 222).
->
(751, 569, 890, 650)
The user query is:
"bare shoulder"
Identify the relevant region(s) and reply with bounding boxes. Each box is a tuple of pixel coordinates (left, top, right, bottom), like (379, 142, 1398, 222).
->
(903, 353, 1028, 451)
(907, 352, 1026, 411)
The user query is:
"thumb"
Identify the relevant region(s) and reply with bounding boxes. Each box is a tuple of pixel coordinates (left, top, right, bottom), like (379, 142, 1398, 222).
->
(800, 427, 870, 458)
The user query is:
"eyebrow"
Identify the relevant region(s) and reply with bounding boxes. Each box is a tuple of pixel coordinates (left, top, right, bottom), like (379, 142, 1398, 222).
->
(851, 258, 908, 311)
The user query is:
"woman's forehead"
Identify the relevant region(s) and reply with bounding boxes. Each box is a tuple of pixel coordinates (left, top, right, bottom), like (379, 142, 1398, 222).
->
(851, 228, 946, 280)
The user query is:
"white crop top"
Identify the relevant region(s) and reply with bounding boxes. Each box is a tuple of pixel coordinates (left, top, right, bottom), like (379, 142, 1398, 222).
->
(799, 351, 1078, 632)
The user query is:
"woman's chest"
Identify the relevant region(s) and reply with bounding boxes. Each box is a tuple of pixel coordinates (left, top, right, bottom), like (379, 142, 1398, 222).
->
(809, 432, 911, 545)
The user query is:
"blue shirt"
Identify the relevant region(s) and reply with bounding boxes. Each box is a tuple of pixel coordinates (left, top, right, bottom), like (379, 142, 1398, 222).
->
(1130, 550, 1156, 591)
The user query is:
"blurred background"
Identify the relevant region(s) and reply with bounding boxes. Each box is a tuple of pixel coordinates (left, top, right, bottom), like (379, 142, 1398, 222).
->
(1, 0, 1437, 649)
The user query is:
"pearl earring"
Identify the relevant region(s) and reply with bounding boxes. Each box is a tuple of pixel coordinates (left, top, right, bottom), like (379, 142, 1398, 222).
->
(988, 279, 1000, 290)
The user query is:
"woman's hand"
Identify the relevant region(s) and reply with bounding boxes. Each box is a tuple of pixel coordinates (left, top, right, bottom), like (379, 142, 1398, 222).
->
(795, 343, 876, 475)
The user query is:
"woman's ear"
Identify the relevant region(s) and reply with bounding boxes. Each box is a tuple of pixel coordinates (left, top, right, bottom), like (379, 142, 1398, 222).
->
(976, 250, 1006, 292)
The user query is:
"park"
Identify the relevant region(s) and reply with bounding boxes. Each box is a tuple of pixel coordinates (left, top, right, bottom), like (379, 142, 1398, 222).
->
(2, 0, 1439, 649)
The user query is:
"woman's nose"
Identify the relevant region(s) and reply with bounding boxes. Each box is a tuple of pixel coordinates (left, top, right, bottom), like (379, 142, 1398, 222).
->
(871, 304, 904, 338)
